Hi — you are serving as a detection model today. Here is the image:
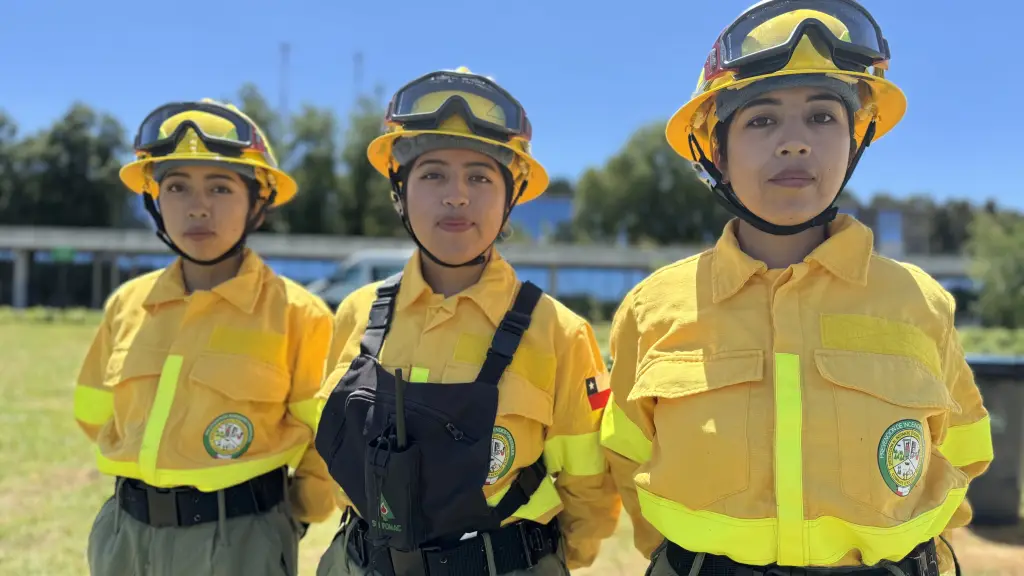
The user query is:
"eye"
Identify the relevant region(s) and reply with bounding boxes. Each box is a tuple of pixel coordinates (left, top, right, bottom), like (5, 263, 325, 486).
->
(418, 171, 442, 180)
(746, 115, 775, 128)
(212, 185, 234, 195)
(469, 174, 493, 184)
(165, 182, 186, 193)
(810, 112, 836, 124)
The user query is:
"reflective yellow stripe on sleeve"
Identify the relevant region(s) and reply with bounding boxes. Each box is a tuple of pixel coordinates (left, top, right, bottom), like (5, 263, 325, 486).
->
(74, 386, 114, 426)
(544, 431, 605, 477)
(599, 395, 652, 465)
(486, 474, 561, 521)
(939, 415, 994, 467)
(288, 397, 320, 430)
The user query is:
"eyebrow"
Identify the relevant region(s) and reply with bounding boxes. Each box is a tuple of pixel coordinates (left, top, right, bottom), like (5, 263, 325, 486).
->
(416, 159, 499, 172)
(464, 161, 498, 172)
(204, 173, 238, 182)
(414, 159, 448, 171)
(806, 93, 844, 105)
(163, 171, 238, 182)
(743, 92, 845, 110)
(743, 96, 782, 109)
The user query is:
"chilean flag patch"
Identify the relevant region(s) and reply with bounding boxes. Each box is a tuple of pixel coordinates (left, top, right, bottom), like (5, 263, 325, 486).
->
(586, 375, 610, 411)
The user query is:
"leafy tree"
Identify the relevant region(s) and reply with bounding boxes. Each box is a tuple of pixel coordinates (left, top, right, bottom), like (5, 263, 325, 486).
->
(967, 210, 1024, 328)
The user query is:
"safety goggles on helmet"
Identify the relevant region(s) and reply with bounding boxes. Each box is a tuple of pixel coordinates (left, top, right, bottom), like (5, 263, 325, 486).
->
(385, 70, 532, 144)
(133, 101, 277, 168)
(703, 0, 889, 83)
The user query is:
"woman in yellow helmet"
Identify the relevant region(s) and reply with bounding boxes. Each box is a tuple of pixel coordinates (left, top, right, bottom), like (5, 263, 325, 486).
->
(74, 100, 336, 575)
(313, 67, 620, 576)
(600, 2, 993, 575)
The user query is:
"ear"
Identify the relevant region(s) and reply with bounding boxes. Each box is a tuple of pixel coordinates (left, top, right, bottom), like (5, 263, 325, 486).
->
(249, 200, 268, 228)
(713, 147, 729, 184)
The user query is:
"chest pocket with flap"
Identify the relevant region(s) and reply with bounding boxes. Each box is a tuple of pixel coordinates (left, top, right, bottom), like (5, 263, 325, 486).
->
(183, 353, 292, 460)
(629, 350, 763, 509)
(103, 347, 166, 434)
(816, 349, 961, 520)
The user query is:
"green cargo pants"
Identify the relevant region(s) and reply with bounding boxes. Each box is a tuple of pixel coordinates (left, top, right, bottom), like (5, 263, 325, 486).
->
(87, 484, 302, 576)
(315, 516, 570, 576)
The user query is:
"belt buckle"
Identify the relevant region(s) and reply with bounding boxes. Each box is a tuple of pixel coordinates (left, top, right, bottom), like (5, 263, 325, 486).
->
(389, 548, 428, 576)
(145, 487, 180, 528)
(517, 523, 544, 569)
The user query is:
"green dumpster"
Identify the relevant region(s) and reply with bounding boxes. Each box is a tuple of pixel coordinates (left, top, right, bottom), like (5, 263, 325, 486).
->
(964, 354, 1023, 525)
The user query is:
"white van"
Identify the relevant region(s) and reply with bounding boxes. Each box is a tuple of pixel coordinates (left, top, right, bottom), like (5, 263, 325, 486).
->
(307, 248, 413, 309)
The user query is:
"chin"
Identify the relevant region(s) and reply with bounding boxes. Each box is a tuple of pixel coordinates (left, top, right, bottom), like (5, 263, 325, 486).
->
(434, 252, 480, 265)
(179, 243, 229, 262)
(758, 204, 829, 226)
(425, 244, 490, 265)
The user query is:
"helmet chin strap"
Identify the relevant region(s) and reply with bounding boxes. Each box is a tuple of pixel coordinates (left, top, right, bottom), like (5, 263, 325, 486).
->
(142, 184, 277, 267)
(388, 167, 527, 269)
(688, 120, 877, 236)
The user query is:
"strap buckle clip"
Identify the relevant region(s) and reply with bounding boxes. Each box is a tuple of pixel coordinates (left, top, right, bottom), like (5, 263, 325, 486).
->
(145, 486, 181, 528)
(517, 523, 547, 569)
(488, 311, 530, 360)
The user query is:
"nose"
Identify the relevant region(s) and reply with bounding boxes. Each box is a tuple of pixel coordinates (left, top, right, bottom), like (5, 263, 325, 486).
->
(442, 179, 470, 208)
(186, 193, 212, 219)
(775, 139, 811, 157)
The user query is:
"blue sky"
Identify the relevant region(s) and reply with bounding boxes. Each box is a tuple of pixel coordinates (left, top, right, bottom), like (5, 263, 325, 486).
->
(4, 0, 1023, 209)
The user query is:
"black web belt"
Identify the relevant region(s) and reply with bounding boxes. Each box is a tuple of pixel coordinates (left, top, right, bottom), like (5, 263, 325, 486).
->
(115, 467, 287, 528)
(665, 539, 940, 576)
(346, 511, 560, 576)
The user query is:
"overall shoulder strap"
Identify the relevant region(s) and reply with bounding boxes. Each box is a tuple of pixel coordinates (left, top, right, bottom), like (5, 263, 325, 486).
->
(476, 281, 543, 386)
(489, 459, 547, 524)
(359, 273, 403, 359)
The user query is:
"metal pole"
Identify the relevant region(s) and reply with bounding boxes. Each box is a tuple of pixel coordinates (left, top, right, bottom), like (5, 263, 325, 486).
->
(12, 249, 29, 309)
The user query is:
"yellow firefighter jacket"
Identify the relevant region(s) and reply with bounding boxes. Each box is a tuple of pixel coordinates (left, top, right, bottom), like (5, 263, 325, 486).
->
(600, 215, 993, 569)
(73, 249, 337, 524)
(317, 250, 621, 569)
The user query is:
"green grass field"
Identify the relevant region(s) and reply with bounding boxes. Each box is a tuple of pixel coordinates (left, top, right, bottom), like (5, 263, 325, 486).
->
(1, 313, 1022, 574)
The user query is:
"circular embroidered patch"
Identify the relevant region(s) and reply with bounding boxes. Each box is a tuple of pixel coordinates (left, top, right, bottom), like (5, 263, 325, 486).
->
(877, 419, 925, 497)
(486, 426, 516, 485)
(204, 413, 254, 460)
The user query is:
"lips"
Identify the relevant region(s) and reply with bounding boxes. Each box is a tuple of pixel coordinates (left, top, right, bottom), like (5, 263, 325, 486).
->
(769, 168, 816, 188)
(183, 228, 215, 240)
(437, 218, 473, 232)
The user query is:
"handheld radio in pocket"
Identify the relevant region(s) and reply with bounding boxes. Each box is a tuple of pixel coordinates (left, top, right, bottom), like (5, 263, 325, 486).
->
(365, 368, 422, 552)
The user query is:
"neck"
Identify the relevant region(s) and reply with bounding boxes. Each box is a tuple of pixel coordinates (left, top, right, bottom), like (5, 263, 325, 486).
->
(735, 220, 827, 269)
(180, 252, 245, 293)
(419, 250, 489, 298)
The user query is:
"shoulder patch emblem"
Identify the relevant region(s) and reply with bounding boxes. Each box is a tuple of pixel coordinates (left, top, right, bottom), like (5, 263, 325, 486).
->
(486, 426, 516, 485)
(878, 419, 925, 497)
(586, 374, 610, 411)
(204, 412, 254, 460)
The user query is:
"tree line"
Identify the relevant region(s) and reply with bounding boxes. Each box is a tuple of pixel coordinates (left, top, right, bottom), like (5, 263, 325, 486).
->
(2, 84, 1023, 327)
